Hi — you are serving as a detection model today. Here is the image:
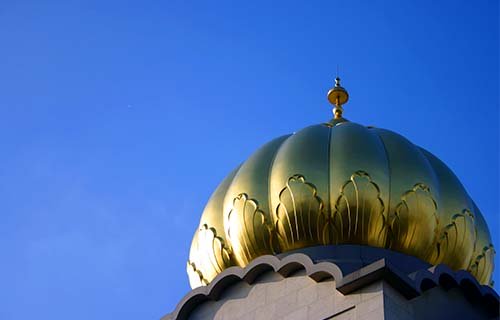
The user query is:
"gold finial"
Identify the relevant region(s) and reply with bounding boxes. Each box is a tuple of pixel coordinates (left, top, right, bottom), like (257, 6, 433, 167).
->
(327, 77, 349, 119)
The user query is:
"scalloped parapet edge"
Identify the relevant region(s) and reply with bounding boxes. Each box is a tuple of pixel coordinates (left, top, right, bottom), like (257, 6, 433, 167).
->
(165, 253, 499, 320)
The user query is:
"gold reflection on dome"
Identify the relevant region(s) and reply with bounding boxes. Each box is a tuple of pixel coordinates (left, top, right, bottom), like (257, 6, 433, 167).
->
(186, 79, 495, 288)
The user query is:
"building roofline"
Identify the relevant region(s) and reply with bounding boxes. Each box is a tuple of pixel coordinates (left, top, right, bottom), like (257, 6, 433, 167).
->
(164, 253, 498, 320)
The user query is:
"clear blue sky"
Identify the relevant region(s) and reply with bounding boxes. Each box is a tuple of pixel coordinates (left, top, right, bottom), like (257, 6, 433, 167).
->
(0, 1, 498, 319)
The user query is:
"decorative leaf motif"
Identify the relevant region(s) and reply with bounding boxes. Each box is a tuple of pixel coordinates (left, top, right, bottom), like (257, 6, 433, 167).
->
(468, 244, 495, 286)
(186, 261, 209, 288)
(430, 209, 476, 270)
(333, 171, 386, 246)
(388, 183, 438, 260)
(225, 193, 273, 266)
(275, 175, 330, 250)
(192, 224, 232, 283)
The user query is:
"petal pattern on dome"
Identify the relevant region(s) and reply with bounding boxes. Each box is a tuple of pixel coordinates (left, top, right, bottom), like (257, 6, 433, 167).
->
(274, 175, 329, 251)
(332, 171, 386, 247)
(226, 193, 273, 266)
(468, 201, 495, 286)
(190, 224, 233, 286)
(430, 209, 476, 270)
(388, 183, 438, 260)
(468, 244, 496, 286)
(186, 261, 209, 288)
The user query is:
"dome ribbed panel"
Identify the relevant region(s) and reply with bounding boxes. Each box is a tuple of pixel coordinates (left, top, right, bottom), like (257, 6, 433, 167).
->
(469, 200, 495, 285)
(373, 129, 440, 261)
(419, 148, 477, 270)
(222, 135, 291, 266)
(187, 166, 241, 288)
(328, 122, 390, 247)
(269, 125, 332, 252)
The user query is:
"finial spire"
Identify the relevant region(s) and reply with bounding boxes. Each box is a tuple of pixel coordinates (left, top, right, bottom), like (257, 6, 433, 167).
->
(327, 76, 349, 119)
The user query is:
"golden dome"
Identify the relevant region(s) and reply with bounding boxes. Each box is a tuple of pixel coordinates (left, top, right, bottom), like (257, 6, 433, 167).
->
(186, 82, 495, 288)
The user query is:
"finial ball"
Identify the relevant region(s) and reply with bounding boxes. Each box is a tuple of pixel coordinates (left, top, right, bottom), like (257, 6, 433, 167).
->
(327, 77, 349, 119)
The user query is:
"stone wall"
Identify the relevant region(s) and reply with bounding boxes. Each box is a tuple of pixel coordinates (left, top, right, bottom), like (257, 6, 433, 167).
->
(170, 270, 387, 320)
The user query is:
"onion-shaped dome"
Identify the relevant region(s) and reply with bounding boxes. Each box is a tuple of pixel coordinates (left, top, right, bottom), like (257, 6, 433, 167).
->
(186, 80, 495, 288)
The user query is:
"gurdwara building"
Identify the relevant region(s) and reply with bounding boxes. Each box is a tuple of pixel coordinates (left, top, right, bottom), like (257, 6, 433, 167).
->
(163, 79, 498, 320)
